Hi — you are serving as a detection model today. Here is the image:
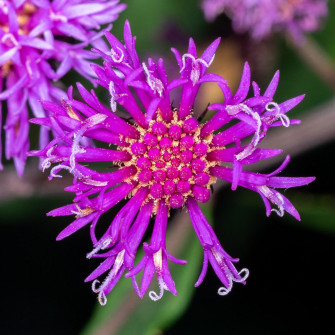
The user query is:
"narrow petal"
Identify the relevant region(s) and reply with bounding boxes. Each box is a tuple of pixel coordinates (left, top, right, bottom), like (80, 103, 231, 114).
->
(232, 62, 250, 104)
(56, 212, 98, 240)
(264, 70, 280, 99)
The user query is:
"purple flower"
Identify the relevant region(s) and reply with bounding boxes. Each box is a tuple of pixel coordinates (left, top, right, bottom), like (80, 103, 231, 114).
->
(201, 0, 328, 41)
(30, 20, 315, 305)
(0, 0, 126, 175)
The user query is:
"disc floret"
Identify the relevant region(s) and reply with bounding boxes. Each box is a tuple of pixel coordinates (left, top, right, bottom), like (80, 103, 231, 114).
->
(123, 111, 220, 212)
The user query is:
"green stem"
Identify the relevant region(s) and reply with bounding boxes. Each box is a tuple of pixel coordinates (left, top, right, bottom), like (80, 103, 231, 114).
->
(289, 36, 335, 92)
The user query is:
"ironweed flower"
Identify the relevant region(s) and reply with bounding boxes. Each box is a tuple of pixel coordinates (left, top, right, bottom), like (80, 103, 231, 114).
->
(0, 0, 126, 175)
(201, 0, 328, 41)
(30, 20, 315, 305)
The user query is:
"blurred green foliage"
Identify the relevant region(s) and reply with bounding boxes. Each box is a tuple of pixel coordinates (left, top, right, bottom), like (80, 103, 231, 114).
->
(112, 0, 208, 50)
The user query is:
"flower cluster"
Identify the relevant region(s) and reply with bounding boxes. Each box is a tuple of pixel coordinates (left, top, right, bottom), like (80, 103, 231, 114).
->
(30, 21, 314, 305)
(0, 0, 126, 175)
(201, 0, 328, 41)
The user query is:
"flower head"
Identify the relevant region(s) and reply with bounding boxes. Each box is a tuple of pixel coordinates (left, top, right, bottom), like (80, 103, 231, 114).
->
(201, 0, 328, 41)
(0, 0, 126, 175)
(30, 20, 315, 305)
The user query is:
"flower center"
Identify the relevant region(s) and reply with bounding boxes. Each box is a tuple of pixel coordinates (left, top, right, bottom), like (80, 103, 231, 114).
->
(0, 2, 35, 33)
(121, 111, 220, 212)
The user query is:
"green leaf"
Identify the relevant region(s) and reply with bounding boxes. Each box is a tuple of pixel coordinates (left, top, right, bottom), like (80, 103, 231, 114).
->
(0, 195, 72, 224)
(288, 193, 335, 235)
(276, 41, 333, 116)
(313, 1, 335, 58)
(111, 0, 207, 51)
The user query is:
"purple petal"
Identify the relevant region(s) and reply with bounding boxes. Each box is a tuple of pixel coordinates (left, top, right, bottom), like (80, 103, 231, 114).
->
(85, 256, 116, 282)
(56, 212, 98, 241)
(267, 176, 315, 188)
(279, 95, 305, 114)
(200, 37, 221, 64)
(194, 252, 209, 287)
(264, 70, 280, 99)
(232, 62, 250, 104)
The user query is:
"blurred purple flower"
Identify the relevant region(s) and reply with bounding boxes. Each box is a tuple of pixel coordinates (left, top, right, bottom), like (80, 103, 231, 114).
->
(30, 20, 314, 305)
(0, 0, 126, 175)
(201, 0, 328, 41)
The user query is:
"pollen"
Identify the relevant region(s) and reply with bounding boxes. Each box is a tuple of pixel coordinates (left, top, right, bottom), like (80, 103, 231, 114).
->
(66, 105, 81, 121)
(17, 3, 36, 31)
(73, 205, 95, 218)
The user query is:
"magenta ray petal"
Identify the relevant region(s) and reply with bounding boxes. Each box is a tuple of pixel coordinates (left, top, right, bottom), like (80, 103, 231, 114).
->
(53, 146, 131, 162)
(186, 197, 249, 293)
(264, 70, 280, 99)
(108, 187, 149, 244)
(85, 256, 117, 283)
(56, 212, 99, 241)
(210, 164, 314, 219)
(125, 201, 184, 300)
(267, 176, 316, 188)
(232, 62, 251, 104)
(207, 148, 283, 164)
(200, 37, 221, 65)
